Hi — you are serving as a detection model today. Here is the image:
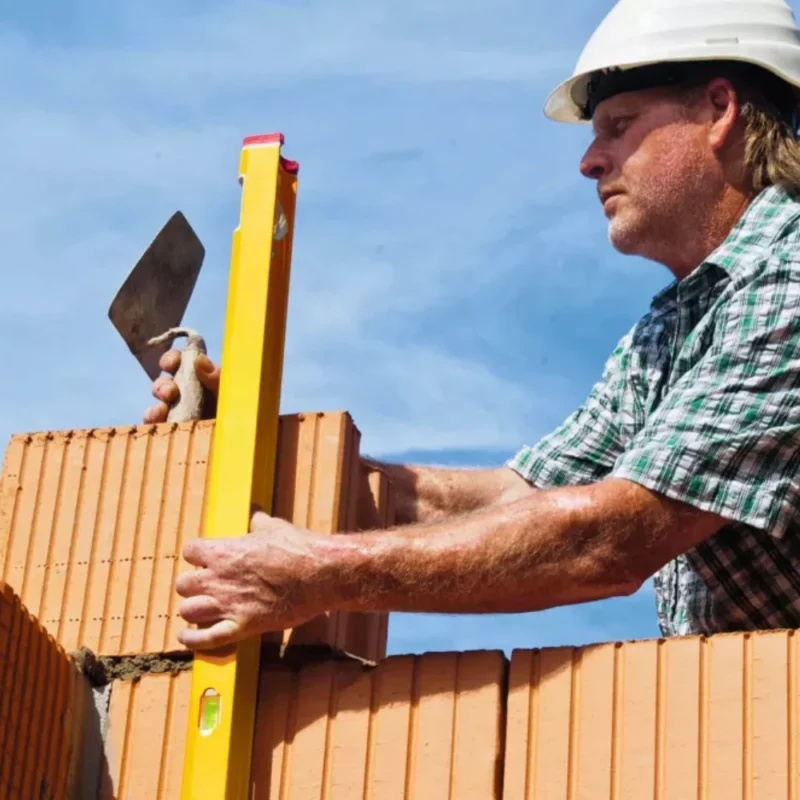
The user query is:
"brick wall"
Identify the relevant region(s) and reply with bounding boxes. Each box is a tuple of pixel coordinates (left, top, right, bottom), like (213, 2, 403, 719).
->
(3, 416, 800, 797)
(97, 631, 800, 799)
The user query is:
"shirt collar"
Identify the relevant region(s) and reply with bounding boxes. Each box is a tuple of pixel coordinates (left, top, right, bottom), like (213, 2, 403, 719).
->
(704, 184, 800, 277)
(649, 185, 800, 313)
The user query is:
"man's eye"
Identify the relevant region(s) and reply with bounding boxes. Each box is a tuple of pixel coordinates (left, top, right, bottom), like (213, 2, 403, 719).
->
(611, 117, 634, 137)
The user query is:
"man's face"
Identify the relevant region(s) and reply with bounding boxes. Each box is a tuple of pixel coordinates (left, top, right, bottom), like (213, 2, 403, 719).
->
(580, 87, 719, 263)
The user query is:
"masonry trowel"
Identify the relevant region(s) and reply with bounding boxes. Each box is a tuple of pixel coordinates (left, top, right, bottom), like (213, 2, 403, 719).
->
(108, 211, 213, 422)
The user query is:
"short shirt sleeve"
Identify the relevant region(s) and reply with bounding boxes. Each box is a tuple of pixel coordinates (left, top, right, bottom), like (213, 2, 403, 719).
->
(612, 256, 800, 539)
(507, 333, 631, 489)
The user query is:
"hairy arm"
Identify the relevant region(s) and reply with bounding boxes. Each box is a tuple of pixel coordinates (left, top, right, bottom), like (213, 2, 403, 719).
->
(361, 457, 536, 524)
(174, 475, 730, 649)
(326, 477, 729, 615)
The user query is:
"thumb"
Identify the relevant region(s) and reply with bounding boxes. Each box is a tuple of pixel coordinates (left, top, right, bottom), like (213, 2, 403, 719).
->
(194, 354, 221, 395)
(249, 504, 271, 532)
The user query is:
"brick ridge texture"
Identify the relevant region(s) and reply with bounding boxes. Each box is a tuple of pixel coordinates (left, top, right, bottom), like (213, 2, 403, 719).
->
(0, 413, 391, 662)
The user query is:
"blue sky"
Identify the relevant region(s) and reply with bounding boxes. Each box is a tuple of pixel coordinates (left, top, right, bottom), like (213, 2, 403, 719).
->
(0, 0, 738, 655)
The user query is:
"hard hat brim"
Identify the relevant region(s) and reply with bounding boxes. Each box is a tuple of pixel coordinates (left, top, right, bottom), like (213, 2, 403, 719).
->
(545, 48, 800, 123)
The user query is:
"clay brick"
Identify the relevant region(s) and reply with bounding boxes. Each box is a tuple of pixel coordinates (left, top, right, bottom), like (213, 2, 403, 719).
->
(275, 411, 362, 654)
(0, 413, 391, 661)
(503, 631, 800, 800)
(100, 670, 191, 800)
(335, 462, 395, 660)
(250, 649, 506, 799)
(0, 581, 94, 800)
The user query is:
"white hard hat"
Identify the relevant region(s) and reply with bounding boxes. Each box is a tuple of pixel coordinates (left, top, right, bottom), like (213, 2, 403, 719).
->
(545, 0, 800, 123)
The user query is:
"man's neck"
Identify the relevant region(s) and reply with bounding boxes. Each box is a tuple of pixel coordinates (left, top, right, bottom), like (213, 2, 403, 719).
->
(663, 186, 755, 280)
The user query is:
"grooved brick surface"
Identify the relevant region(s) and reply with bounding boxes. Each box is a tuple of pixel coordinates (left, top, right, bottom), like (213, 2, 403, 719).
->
(0, 581, 87, 800)
(250, 650, 506, 799)
(100, 650, 506, 799)
(100, 671, 191, 800)
(34, 630, 800, 798)
(0, 412, 390, 661)
(504, 633, 800, 799)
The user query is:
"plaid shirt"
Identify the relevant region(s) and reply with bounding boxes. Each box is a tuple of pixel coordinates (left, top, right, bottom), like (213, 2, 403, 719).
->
(508, 185, 800, 637)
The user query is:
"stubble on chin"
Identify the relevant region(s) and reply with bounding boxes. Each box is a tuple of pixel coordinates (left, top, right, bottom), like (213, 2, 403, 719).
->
(605, 193, 676, 258)
(606, 204, 642, 255)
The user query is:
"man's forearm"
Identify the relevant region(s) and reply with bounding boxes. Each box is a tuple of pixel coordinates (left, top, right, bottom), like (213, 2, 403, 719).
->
(325, 477, 728, 616)
(361, 457, 535, 525)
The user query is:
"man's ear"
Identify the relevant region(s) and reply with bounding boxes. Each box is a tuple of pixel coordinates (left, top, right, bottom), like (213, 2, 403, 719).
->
(705, 77, 741, 152)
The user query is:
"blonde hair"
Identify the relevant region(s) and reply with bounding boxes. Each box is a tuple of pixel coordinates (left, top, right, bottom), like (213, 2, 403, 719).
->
(681, 62, 800, 193)
(739, 98, 800, 193)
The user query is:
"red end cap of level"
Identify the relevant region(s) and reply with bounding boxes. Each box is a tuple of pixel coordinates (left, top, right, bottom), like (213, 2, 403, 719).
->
(243, 133, 284, 147)
(242, 133, 299, 174)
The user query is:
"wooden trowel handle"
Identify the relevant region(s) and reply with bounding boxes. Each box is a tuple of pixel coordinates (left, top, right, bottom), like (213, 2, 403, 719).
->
(146, 328, 215, 423)
(169, 332, 209, 422)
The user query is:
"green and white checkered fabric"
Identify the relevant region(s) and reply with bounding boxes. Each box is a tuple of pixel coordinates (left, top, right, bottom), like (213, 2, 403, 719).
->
(508, 185, 800, 637)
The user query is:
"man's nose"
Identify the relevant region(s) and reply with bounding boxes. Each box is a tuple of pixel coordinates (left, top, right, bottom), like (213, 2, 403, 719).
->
(580, 140, 612, 181)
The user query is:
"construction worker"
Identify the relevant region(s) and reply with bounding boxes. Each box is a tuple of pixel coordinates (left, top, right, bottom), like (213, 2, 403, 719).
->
(145, 0, 800, 651)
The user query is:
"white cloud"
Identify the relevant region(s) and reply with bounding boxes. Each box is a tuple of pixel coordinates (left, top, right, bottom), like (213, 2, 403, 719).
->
(281, 339, 572, 456)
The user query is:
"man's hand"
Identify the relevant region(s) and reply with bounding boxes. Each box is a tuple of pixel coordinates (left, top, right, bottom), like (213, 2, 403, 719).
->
(143, 349, 221, 424)
(175, 511, 339, 651)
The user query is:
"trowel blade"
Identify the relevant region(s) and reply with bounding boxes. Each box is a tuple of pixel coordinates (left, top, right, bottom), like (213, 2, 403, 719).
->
(108, 211, 205, 381)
